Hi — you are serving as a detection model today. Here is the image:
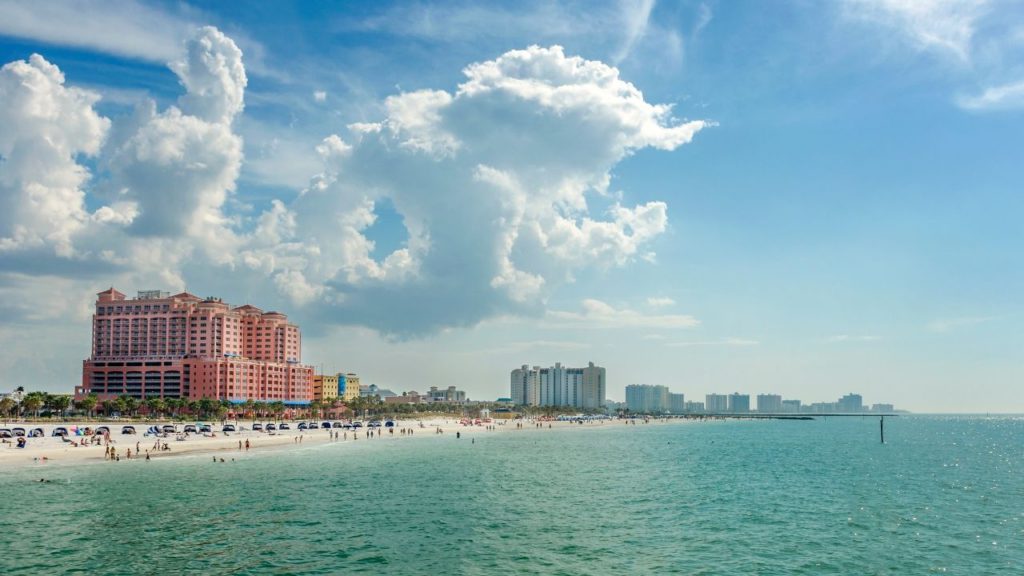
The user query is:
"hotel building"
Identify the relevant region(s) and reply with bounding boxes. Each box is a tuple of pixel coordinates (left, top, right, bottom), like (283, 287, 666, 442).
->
(76, 288, 314, 405)
(510, 362, 606, 409)
(313, 374, 340, 403)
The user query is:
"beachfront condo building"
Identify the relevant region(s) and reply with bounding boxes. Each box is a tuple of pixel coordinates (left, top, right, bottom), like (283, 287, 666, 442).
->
(339, 373, 361, 401)
(756, 394, 783, 413)
(625, 384, 670, 413)
(313, 374, 340, 402)
(76, 288, 314, 405)
(705, 393, 728, 413)
(510, 362, 606, 409)
(728, 393, 750, 413)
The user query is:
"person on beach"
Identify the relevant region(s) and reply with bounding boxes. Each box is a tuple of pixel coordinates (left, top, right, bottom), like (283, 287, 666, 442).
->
(127, 448, 131, 460)
(238, 440, 242, 450)
(245, 439, 250, 451)
(136, 441, 140, 453)
(145, 452, 150, 461)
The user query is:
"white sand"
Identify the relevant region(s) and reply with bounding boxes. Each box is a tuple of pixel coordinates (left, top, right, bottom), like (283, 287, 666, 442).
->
(0, 416, 632, 470)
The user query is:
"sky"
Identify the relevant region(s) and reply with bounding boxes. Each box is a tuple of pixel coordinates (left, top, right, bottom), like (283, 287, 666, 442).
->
(0, 0, 1021, 412)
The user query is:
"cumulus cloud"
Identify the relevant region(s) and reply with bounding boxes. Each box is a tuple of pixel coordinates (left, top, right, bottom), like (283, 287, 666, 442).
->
(313, 90, 327, 102)
(106, 26, 246, 258)
(1, 37, 706, 340)
(0, 54, 110, 257)
(646, 296, 675, 308)
(249, 45, 706, 336)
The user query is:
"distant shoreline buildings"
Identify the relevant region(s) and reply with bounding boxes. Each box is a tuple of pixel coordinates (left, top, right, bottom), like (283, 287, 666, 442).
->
(510, 362, 606, 409)
(625, 385, 897, 415)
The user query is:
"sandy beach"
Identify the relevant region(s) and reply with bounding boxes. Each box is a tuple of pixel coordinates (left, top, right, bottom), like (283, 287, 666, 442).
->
(0, 416, 635, 470)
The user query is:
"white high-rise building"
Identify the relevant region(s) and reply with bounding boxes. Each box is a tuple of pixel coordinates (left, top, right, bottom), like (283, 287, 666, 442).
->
(706, 393, 729, 413)
(510, 362, 606, 409)
(757, 394, 783, 413)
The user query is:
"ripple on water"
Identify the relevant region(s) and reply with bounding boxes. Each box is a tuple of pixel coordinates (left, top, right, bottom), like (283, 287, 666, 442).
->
(0, 417, 1022, 574)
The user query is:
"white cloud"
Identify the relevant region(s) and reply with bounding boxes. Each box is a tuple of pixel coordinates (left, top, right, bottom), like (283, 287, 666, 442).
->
(826, 334, 881, 343)
(0, 0, 195, 63)
(842, 1, 1024, 111)
(106, 26, 246, 261)
(0, 39, 705, 340)
(613, 0, 657, 64)
(958, 80, 1024, 110)
(842, 0, 989, 62)
(0, 54, 110, 257)
(666, 337, 759, 348)
(926, 316, 994, 333)
(171, 26, 248, 124)
(245, 45, 706, 336)
(646, 296, 675, 308)
(313, 90, 327, 102)
(548, 299, 700, 329)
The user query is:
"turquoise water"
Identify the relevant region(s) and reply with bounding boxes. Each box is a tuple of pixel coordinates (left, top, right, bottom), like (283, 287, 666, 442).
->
(1, 416, 1021, 574)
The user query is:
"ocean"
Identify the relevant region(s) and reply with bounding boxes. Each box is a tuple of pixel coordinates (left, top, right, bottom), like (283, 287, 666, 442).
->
(0, 416, 1020, 574)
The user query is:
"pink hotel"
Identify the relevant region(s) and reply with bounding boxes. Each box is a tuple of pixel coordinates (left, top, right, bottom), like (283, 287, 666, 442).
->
(76, 288, 314, 406)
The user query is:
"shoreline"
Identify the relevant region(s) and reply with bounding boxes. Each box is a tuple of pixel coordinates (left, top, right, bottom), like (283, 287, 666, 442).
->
(0, 417, 662, 471)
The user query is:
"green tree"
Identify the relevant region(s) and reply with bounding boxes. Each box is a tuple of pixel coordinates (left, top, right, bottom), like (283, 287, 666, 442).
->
(22, 392, 46, 418)
(77, 394, 99, 418)
(101, 399, 119, 416)
(48, 395, 72, 420)
(145, 397, 166, 419)
(197, 397, 217, 419)
(270, 401, 285, 420)
(0, 397, 15, 417)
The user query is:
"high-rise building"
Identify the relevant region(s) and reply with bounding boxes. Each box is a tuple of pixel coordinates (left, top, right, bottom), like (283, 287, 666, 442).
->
(77, 288, 313, 405)
(756, 394, 783, 413)
(510, 362, 606, 409)
(781, 399, 802, 413)
(871, 403, 895, 413)
(706, 393, 728, 413)
(427, 386, 467, 403)
(685, 401, 705, 412)
(625, 384, 670, 413)
(838, 393, 864, 413)
(728, 393, 750, 413)
(669, 392, 686, 414)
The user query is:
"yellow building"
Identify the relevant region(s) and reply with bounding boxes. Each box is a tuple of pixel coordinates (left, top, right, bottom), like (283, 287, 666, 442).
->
(340, 373, 360, 401)
(312, 374, 339, 402)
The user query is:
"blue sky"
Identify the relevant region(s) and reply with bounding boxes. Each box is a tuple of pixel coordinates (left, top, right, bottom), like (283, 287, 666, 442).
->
(0, 0, 1021, 411)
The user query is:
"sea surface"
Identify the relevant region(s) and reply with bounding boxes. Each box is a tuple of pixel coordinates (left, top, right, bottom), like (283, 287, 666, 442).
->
(0, 416, 1021, 575)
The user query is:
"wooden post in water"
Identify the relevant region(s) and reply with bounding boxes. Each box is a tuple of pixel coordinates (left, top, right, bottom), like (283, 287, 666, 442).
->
(880, 416, 884, 444)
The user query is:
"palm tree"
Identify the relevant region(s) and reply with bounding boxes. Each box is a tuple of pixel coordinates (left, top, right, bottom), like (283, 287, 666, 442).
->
(186, 400, 200, 418)
(145, 397, 166, 419)
(22, 392, 45, 419)
(123, 396, 140, 418)
(0, 397, 15, 418)
(197, 397, 217, 419)
(49, 395, 71, 420)
(101, 399, 119, 416)
(78, 394, 99, 419)
(309, 400, 323, 420)
(244, 399, 256, 421)
(270, 401, 285, 421)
